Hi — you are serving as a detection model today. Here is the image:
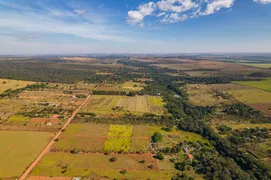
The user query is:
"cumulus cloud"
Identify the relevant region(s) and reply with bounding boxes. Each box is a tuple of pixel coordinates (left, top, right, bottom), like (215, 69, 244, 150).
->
(253, 0, 271, 4)
(127, 0, 236, 25)
(127, 2, 156, 24)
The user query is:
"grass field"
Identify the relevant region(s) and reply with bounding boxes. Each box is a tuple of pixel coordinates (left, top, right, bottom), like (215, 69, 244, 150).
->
(0, 79, 35, 93)
(185, 84, 236, 106)
(0, 131, 53, 179)
(239, 63, 271, 69)
(226, 89, 271, 104)
(81, 95, 165, 115)
(53, 124, 109, 151)
(234, 78, 271, 92)
(7, 115, 30, 122)
(31, 153, 160, 177)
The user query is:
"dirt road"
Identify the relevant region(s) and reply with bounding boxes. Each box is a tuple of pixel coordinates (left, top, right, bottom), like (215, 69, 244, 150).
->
(19, 95, 92, 180)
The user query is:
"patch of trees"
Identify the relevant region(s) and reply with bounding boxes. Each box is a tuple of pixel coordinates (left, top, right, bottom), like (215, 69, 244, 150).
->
(229, 128, 270, 144)
(223, 103, 271, 123)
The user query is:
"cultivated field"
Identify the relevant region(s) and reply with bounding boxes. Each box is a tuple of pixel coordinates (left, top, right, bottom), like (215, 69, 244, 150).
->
(52, 124, 151, 153)
(0, 131, 53, 179)
(234, 78, 271, 92)
(0, 78, 35, 93)
(81, 95, 166, 116)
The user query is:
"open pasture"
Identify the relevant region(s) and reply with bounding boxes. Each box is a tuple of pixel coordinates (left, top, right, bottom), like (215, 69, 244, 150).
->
(81, 95, 165, 116)
(185, 84, 236, 106)
(0, 131, 53, 179)
(0, 78, 35, 93)
(31, 153, 163, 178)
(234, 78, 271, 92)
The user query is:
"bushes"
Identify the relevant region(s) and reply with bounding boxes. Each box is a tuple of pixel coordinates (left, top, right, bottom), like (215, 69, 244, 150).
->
(152, 132, 163, 143)
(109, 157, 117, 162)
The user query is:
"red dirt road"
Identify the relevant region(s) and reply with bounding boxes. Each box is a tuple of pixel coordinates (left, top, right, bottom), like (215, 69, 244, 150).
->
(19, 95, 92, 180)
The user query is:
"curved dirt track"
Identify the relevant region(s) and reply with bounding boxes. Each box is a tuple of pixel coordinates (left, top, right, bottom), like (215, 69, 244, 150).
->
(19, 95, 92, 180)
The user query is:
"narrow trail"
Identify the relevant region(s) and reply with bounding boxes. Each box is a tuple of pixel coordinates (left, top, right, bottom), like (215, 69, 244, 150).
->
(19, 94, 92, 180)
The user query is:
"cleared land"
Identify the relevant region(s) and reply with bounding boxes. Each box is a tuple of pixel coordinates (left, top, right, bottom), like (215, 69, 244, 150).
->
(81, 95, 165, 115)
(0, 131, 53, 179)
(234, 78, 271, 92)
(0, 79, 35, 93)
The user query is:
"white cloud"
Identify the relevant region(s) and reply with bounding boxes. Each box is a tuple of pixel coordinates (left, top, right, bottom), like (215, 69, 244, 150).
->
(157, 0, 197, 13)
(161, 13, 188, 23)
(127, 2, 156, 24)
(127, 0, 236, 25)
(157, 12, 167, 17)
(253, 0, 271, 4)
(74, 9, 86, 15)
(202, 0, 235, 15)
(0, 1, 134, 42)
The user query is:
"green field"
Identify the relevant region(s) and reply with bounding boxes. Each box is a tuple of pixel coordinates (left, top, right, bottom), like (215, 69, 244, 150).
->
(226, 89, 271, 103)
(240, 63, 271, 69)
(0, 131, 53, 178)
(235, 78, 271, 92)
(7, 115, 30, 122)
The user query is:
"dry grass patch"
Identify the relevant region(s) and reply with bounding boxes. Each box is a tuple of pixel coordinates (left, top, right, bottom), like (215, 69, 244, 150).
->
(0, 79, 36, 93)
(0, 131, 53, 179)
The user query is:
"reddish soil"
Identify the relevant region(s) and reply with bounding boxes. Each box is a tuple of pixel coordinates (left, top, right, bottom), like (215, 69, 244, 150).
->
(249, 103, 271, 116)
(30, 118, 60, 124)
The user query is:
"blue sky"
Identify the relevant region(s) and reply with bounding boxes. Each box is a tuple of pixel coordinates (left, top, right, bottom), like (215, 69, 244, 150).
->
(0, 0, 270, 54)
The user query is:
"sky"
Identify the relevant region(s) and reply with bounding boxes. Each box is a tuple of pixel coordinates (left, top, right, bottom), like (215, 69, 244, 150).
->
(0, 0, 271, 54)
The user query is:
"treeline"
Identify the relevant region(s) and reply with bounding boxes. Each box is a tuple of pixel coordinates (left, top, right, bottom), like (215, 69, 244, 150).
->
(92, 90, 127, 95)
(74, 113, 175, 126)
(0, 83, 48, 97)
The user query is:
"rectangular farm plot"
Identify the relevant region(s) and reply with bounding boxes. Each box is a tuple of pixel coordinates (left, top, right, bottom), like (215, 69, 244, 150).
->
(82, 95, 165, 115)
(104, 137, 131, 152)
(31, 153, 158, 177)
(107, 125, 133, 137)
(0, 131, 53, 179)
(0, 78, 35, 93)
(53, 124, 110, 151)
(104, 125, 133, 152)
